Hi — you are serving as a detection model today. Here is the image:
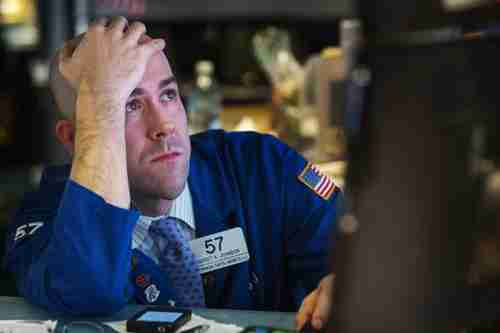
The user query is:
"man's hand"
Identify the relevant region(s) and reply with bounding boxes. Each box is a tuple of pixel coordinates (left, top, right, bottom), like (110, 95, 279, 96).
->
(60, 16, 165, 208)
(60, 16, 165, 125)
(295, 274, 335, 331)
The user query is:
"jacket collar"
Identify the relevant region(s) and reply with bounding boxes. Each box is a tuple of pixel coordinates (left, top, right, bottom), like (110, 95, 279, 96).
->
(187, 134, 236, 238)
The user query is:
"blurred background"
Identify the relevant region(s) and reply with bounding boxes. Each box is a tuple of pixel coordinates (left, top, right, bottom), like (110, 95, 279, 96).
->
(1, 0, 500, 331)
(0, 0, 351, 216)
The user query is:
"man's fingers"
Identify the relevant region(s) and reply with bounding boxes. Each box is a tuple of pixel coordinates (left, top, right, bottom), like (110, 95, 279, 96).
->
(139, 38, 166, 58)
(125, 21, 147, 44)
(138, 34, 153, 45)
(60, 33, 85, 60)
(90, 16, 108, 28)
(108, 16, 128, 34)
(311, 287, 332, 329)
(295, 289, 318, 330)
(97, 16, 108, 25)
(87, 17, 108, 35)
(311, 274, 335, 330)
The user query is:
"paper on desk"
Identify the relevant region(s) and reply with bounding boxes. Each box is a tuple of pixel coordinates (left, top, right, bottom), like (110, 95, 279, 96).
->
(106, 313, 243, 333)
(0, 320, 57, 333)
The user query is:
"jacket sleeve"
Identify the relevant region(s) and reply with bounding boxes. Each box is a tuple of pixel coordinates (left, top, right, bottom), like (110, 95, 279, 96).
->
(279, 139, 345, 309)
(223, 131, 344, 310)
(3, 180, 139, 316)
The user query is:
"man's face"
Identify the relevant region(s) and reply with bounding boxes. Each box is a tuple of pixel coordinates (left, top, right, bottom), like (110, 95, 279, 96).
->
(125, 52, 191, 202)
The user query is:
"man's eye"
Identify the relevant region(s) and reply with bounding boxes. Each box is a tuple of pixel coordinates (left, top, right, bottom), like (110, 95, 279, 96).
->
(160, 89, 178, 102)
(125, 100, 143, 113)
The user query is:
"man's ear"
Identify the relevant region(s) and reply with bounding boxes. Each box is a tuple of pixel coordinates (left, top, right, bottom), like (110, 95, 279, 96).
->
(55, 119, 75, 154)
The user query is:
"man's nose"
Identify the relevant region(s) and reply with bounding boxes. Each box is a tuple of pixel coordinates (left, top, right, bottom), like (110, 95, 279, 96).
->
(147, 108, 176, 141)
(148, 120, 176, 141)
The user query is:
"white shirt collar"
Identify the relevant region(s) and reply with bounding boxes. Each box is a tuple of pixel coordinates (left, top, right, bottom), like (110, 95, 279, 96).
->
(169, 183, 195, 230)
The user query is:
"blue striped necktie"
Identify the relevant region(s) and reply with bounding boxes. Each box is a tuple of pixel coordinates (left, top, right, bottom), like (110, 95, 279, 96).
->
(148, 217, 205, 307)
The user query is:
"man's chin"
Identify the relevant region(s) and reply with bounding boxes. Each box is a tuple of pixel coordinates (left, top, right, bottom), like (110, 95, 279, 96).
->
(129, 168, 188, 200)
(155, 180, 186, 201)
(158, 187, 184, 201)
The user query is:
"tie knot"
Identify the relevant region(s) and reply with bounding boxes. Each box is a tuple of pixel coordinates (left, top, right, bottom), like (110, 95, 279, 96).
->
(148, 217, 189, 265)
(148, 217, 186, 242)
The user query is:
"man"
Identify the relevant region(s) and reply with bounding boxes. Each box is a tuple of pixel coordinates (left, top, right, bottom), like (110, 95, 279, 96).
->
(3, 17, 339, 329)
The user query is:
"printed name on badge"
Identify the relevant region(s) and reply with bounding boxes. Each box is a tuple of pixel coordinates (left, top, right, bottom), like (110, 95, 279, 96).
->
(189, 227, 250, 274)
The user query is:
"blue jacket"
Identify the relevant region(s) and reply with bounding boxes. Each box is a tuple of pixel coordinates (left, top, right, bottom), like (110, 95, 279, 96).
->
(4, 130, 343, 316)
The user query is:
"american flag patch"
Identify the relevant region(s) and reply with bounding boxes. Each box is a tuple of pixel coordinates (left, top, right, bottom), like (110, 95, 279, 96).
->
(298, 163, 337, 200)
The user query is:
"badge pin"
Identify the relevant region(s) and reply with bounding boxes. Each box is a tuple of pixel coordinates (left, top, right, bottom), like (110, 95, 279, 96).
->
(135, 274, 150, 288)
(298, 162, 338, 200)
(145, 284, 160, 303)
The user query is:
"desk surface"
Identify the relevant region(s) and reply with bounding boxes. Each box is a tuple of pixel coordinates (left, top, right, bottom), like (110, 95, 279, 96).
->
(0, 297, 295, 330)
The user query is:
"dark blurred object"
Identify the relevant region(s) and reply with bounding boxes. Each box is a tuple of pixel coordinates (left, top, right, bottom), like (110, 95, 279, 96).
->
(460, 168, 500, 331)
(0, 38, 44, 168)
(333, 40, 479, 333)
(96, 0, 355, 20)
(0, 167, 37, 297)
(443, 0, 497, 12)
(36, 0, 71, 165)
(361, 0, 500, 35)
(329, 1, 500, 332)
(468, 170, 500, 286)
(95, 0, 146, 17)
(0, 219, 17, 296)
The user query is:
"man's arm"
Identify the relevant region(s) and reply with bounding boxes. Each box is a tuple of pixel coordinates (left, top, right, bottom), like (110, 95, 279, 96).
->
(64, 17, 164, 208)
(5, 17, 166, 315)
(70, 90, 130, 208)
(6, 182, 139, 315)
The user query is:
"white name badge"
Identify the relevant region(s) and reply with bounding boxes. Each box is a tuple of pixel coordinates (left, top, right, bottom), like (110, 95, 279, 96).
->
(189, 227, 250, 274)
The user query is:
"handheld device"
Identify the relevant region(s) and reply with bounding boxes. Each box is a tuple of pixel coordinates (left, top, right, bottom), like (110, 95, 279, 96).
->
(126, 308, 191, 333)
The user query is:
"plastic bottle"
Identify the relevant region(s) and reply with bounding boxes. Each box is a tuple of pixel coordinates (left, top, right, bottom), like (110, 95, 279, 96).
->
(187, 60, 222, 134)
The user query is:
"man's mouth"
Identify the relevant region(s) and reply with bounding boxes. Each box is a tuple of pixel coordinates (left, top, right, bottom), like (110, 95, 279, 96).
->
(151, 151, 182, 163)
